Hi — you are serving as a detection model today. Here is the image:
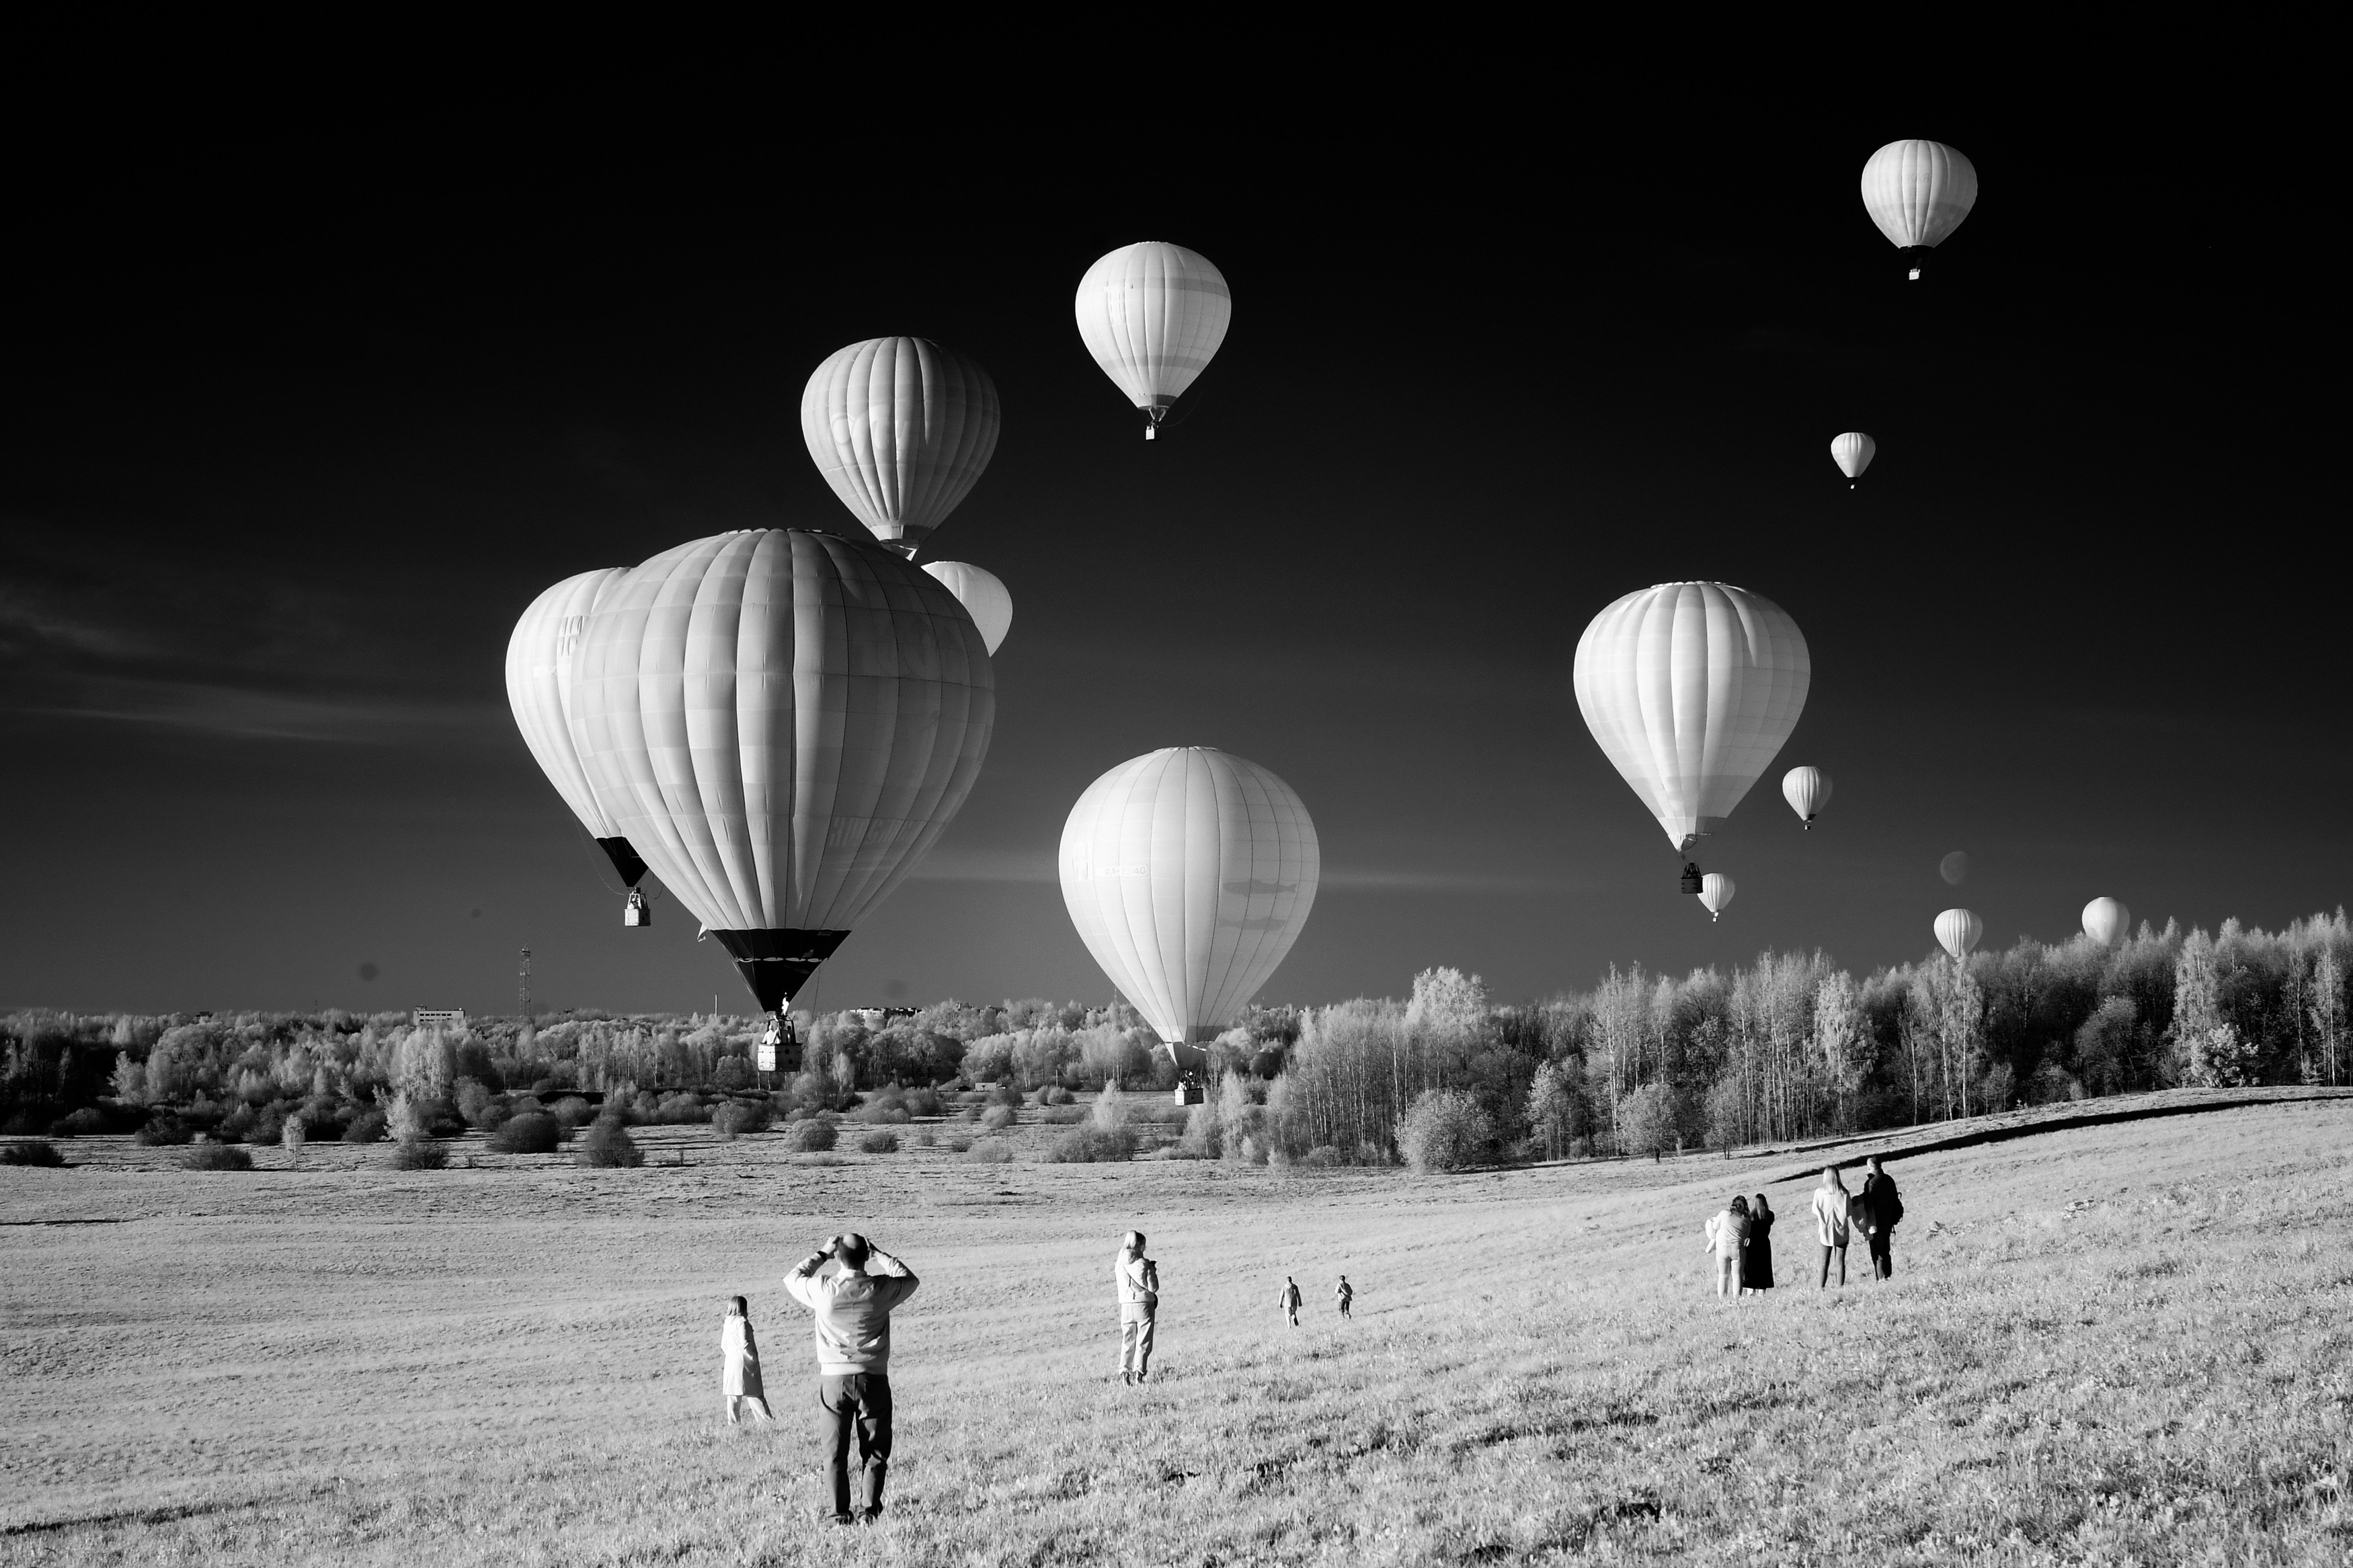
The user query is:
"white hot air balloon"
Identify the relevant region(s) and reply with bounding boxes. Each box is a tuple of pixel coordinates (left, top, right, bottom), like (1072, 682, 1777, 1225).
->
(1574, 582, 1811, 888)
(920, 561, 1013, 655)
(569, 530, 994, 1052)
(1074, 242, 1232, 440)
(1830, 432, 1876, 487)
(1059, 748, 1318, 1079)
(1935, 908, 1984, 962)
(2082, 897, 2132, 948)
(800, 337, 1000, 557)
(1860, 140, 1979, 280)
(506, 567, 654, 919)
(1782, 766, 1833, 829)
(1699, 872, 1735, 923)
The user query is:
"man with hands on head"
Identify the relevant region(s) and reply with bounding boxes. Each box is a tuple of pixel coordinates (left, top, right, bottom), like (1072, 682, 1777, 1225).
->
(785, 1233, 919, 1526)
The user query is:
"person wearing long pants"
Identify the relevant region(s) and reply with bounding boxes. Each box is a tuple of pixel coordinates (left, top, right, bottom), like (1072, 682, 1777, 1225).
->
(1114, 1231, 1158, 1385)
(785, 1234, 920, 1525)
(1810, 1167, 1852, 1288)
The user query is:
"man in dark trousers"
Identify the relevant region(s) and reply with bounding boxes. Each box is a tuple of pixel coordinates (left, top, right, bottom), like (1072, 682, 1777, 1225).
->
(1334, 1275, 1353, 1319)
(1860, 1155, 1903, 1281)
(785, 1233, 920, 1525)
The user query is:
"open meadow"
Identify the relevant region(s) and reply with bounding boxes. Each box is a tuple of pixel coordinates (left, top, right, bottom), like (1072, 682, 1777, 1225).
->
(5, 1095, 2352, 1565)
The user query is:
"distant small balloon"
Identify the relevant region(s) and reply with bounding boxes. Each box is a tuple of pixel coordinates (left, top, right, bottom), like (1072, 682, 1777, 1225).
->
(1934, 908, 1983, 962)
(1699, 872, 1736, 923)
(1782, 766, 1832, 827)
(2082, 897, 2131, 948)
(1829, 433, 1876, 487)
(1940, 851, 1968, 886)
(470, 907, 481, 919)
(358, 961, 380, 982)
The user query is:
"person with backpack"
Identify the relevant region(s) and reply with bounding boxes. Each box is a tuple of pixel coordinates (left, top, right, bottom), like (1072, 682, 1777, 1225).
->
(1279, 1276, 1303, 1327)
(1861, 1155, 1903, 1280)
(1113, 1231, 1158, 1385)
(1810, 1166, 1851, 1288)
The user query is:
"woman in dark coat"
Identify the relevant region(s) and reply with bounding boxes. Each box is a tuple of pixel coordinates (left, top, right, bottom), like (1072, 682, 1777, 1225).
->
(1741, 1193, 1776, 1294)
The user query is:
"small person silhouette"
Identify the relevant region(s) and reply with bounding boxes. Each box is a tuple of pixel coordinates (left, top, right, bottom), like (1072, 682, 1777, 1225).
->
(1334, 1274, 1353, 1320)
(1279, 1276, 1302, 1327)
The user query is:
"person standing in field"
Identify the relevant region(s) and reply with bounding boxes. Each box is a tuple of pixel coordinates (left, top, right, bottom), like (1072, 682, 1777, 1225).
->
(721, 1296, 774, 1426)
(785, 1233, 919, 1526)
(1279, 1276, 1302, 1327)
(1811, 1166, 1852, 1288)
(1334, 1275, 1353, 1319)
(1741, 1194, 1776, 1295)
(1114, 1230, 1158, 1385)
(1703, 1195, 1750, 1300)
(1860, 1155, 1903, 1281)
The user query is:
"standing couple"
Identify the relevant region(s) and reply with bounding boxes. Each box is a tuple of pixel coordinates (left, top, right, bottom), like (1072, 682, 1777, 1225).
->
(1809, 1155, 1903, 1286)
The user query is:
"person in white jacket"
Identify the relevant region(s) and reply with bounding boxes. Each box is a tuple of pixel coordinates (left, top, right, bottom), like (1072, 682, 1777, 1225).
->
(1810, 1166, 1853, 1288)
(1113, 1231, 1158, 1385)
(1703, 1196, 1751, 1300)
(785, 1234, 919, 1526)
(720, 1296, 773, 1426)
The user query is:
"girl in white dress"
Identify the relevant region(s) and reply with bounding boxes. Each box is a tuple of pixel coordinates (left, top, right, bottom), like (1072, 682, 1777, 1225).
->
(721, 1296, 773, 1425)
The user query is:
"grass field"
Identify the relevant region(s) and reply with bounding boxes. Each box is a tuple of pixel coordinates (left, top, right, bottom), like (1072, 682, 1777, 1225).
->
(5, 1096, 2351, 1565)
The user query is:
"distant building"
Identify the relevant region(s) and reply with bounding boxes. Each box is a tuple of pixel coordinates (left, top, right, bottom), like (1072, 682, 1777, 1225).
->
(413, 1009, 468, 1030)
(850, 1006, 920, 1030)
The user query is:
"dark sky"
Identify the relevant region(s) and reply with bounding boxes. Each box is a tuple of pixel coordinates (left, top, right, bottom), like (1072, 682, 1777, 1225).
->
(2, 91, 2335, 1017)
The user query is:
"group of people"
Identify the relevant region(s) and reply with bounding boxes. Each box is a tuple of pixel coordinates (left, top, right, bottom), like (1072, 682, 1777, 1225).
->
(1704, 1155, 1904, 1298)
(717, 1157, 1905, 1526)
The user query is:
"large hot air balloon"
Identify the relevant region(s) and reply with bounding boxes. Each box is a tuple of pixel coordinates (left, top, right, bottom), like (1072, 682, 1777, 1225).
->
(506, 567, 654, 922)
(1860, 140, 1979, 280)
(1699, 872, 1735, 923)
(921, 561, 1012, 655)
(1782, 766, 1832, 829)
(1074, 242, 1232, 440)
(1574, 582, 1811, 889)
(1935, 908, 1983, 962)
(2082, 897, 2131, 948)
(1830, 433, 1876, 487)
(568, 530, 994, 1058)
(800, 337, 1000, 557)
(1058, 748, 1318, 1082)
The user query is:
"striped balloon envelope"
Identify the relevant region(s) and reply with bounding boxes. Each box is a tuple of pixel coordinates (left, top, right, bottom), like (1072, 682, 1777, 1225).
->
(800, 337, 1000, 557)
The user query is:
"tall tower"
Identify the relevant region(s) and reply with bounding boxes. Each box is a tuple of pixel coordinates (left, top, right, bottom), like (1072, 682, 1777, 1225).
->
(518, 948, 532, 1014)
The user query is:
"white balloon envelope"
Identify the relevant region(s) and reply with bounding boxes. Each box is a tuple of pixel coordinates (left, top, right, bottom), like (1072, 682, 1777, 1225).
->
(1573, 582, 1811, 857)
(1058, 747, 1318, 1054)
(1830, 432, 1876, 485)
(1860, 140, 1979, 278)
(1782, 766, 1833, 828)
(1936, 907, 1984, 962)
(569, 530, 994, 1016)
(505, 567, 649, 892)
(1074, 241, 1232, 438)
(800, 337, 1000, 556)
(921, 561, 1013, 655)
(1699, 872, 1735, 923)
(2082, 897, 2132, 948)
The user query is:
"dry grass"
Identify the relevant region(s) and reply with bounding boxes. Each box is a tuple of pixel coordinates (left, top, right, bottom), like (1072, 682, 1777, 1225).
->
(3, 1098, 2349, 1564)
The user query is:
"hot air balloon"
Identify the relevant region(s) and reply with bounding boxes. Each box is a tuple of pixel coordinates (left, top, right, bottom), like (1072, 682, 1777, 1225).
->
(506, 567, 655, 923)
(1860, 140, 1979, 280)
(1573, 582, 1811, 891)
(920, 561, 1013, 655)
(1074, 242, 1232, 440)
(1830, 433, 1876, 487)
(2082, 897, 2131, 948)
(1058, 748, 1318, 1092)
(1935, 908, 1983, 962)
(800, 337, 1000, 557)
(1699, 872, 1735, 923)
(1782, 766, 1832, 829)
(568, 530, 994, 1062)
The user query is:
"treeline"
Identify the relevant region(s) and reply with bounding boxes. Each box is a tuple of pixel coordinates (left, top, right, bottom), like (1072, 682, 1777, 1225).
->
(5, 913, 2345, 1167)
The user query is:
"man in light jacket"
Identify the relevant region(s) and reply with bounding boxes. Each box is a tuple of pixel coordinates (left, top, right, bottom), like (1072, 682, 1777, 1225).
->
(785, 1233, 919, 1525)
(1810, 1166, 1851, 1288)
(1114, 1230, 1158, 1385)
